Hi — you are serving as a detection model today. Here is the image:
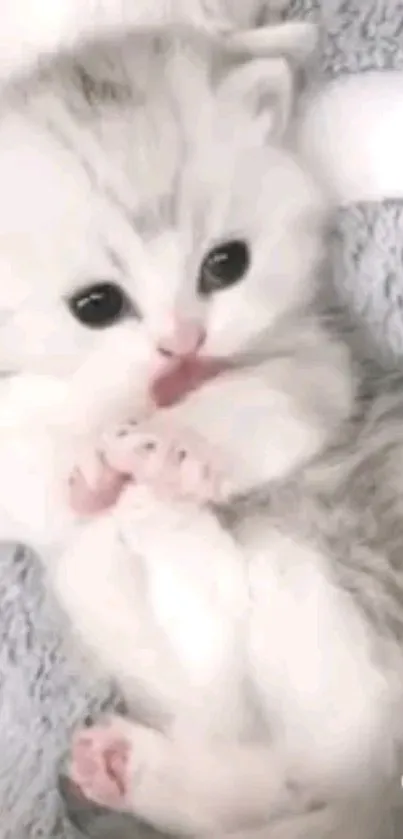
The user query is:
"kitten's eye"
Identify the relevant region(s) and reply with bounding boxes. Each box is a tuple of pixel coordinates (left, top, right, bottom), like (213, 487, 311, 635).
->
(67, 282, 131, 328)
(198, 240, 250, 295)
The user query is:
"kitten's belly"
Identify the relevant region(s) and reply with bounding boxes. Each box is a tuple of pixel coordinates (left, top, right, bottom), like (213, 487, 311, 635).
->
(54, 529, 190, 718)
(54, 513, 244, 732)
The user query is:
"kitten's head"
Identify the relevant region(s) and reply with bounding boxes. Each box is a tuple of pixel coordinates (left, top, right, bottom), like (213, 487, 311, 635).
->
(0, 25, 326, 410)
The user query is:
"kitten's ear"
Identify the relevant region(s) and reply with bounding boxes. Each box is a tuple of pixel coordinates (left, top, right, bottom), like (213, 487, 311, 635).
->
(216, 22, 318, 135)
(217, 56, 293, 138)
(226, 22, 319, 66)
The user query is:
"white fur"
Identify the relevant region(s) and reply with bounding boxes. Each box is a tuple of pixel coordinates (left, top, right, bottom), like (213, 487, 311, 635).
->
(57, 487, 399, 838)
(0, 4, 399, 210)
(299, 71, 403, 204)
(0, 33, 348, 531)
(0, 0, 286, 84)
(0, 31, 396, 839)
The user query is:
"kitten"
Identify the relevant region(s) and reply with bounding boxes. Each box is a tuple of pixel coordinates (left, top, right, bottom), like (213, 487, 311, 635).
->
(0, 25, 399, 839)
(0, 23, 333, 547)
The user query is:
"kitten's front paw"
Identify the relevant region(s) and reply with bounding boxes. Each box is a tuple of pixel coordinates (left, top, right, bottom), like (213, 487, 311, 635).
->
(102, 420, 230, 503)
(68, 443, 128, 516)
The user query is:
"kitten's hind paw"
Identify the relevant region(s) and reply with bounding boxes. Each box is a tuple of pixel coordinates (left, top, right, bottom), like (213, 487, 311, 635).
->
(69, 718, 133, 810)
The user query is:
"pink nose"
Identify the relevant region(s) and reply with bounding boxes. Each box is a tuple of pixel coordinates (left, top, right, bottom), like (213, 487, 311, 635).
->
(157, 318, 206, 359)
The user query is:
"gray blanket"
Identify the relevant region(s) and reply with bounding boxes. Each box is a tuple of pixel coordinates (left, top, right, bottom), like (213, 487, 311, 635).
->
(2, 1, 403, 836)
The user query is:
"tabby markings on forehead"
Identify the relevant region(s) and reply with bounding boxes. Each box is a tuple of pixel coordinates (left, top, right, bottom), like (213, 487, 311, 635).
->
(33, 105, 188, 243)
(131, 193, 177, 238)
(33, 112, 98, 190)
(34, 112, 136, 223)
(73, 65, 135, 108)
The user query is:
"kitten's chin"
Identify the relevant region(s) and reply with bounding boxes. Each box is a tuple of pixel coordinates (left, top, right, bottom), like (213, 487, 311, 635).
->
(151, 357, 229, 408)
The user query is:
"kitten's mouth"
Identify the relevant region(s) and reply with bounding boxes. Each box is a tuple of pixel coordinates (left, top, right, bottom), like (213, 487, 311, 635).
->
(151, 356, 227, 407)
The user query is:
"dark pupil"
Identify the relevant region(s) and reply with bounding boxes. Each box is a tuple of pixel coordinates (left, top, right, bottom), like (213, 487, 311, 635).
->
(199, 240, 250, 295)
(68, 282, 126, 328)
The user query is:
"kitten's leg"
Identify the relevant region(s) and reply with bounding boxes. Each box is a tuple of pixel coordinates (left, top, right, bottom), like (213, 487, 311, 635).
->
(63, 484, 287, 835)
(68, 704, 393, 839)
(57, 476, 247, 723)
(69, 715, 293, 835)
(66, 504, 399, 837)
(242, 529, 400, 837)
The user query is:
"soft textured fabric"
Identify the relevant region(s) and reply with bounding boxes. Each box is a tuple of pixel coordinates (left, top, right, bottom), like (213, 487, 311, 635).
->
(288, 0, 403, 362)
(2, 2, 403, 837)
(0, 546, 116, 838)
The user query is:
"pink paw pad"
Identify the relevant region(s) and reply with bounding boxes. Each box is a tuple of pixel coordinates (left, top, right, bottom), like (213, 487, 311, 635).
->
(103, 423, 228, 502)
(69, 724, 131, 809)
(68, 450, 128, 516)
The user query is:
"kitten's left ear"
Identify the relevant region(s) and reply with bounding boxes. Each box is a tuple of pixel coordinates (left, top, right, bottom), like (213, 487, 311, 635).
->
(217, 56, 293, 139)
(226, 22, 318, 66)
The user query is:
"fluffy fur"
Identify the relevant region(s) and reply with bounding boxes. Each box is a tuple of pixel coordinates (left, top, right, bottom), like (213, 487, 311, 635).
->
(0, 25, 401, 839)
(0, 0, 288, 84)
(0, 26, 344, 538)
(2, 0, 400, 207)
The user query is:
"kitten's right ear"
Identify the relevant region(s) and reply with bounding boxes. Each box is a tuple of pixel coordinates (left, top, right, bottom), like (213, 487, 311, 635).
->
(217, 56, 293, 139)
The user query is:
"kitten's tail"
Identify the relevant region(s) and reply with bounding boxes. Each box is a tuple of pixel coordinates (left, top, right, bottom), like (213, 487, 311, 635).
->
(297, 71, 403, 205)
